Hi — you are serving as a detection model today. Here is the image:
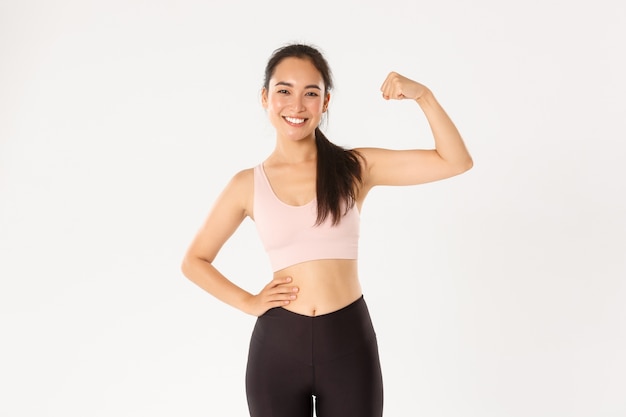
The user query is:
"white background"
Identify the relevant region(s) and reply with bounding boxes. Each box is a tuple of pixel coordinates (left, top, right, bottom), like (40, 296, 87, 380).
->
(1, 0, 625, 416)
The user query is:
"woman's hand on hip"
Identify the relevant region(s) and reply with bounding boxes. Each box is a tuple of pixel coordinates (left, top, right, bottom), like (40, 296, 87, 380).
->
(244, 276, 299, 316)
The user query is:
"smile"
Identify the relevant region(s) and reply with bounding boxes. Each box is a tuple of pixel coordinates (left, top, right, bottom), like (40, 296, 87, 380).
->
(283, 116, 307, 125)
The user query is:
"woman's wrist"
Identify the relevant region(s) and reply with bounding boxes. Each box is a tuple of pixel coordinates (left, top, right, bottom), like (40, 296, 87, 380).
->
(415, 87, 435, 106)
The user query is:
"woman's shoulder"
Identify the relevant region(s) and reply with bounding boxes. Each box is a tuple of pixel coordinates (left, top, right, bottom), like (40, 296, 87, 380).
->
(223, 159, 268, 199)
(227, 166, 256, 190)
(216, 166, 257, 216)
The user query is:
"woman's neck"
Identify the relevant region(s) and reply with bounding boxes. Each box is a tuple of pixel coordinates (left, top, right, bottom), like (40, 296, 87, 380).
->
(270, 134, 317, 165)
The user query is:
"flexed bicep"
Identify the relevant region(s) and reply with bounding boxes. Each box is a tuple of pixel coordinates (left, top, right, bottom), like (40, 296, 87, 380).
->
(358, 147, 460, 188)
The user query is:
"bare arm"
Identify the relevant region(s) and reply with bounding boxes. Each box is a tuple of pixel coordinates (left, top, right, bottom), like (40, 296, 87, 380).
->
(180, 169, 298, 316)
(357, 72, 473, 191)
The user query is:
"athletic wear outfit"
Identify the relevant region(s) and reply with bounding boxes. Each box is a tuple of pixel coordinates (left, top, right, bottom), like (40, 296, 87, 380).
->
(247, 164, 384, 417)
(253, 163, 360, 272)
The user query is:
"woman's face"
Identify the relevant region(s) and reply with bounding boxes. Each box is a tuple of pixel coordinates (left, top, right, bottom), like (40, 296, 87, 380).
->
(262, 57, 329, 142)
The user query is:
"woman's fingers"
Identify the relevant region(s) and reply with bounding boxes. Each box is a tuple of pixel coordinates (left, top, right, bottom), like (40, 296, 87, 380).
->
(264, 276, 298, 302)
(381, 72, 406, 100)
(265, 276, 291, 289)
(244, 278, 290, 315)
(380, 71, 426, 100)
(246, 276, 299, 316)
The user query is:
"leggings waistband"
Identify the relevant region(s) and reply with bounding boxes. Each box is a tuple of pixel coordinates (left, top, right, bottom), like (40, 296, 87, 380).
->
(262, 294, 365, 320)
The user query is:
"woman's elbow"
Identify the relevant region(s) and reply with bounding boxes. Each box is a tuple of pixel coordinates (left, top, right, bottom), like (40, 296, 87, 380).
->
(451, 156, 473, 176)
(180, 253, 213, 279)
(462, 156, 474, 172)
(180, 254, 198, 279)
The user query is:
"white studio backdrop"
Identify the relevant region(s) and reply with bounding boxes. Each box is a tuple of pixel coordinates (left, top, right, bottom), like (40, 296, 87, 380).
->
(1, 0, 625, 416)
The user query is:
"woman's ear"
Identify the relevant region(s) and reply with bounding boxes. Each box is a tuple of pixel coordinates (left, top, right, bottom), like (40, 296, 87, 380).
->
(261, 88, 268, 109)
(323, 92, 331, 112)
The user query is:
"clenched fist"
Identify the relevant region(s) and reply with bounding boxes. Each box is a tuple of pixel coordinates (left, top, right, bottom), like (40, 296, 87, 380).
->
(380, 72, 430, 101)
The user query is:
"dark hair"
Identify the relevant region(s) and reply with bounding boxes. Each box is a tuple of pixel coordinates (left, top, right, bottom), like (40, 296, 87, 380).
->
(263, 43, 363, 225)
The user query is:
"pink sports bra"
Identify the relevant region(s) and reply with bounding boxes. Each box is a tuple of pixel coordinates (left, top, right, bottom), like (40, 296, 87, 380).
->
(253, 163, 360, 272)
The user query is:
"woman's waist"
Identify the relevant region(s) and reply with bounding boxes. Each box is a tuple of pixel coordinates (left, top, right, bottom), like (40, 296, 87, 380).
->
(273, 259, 362, 316)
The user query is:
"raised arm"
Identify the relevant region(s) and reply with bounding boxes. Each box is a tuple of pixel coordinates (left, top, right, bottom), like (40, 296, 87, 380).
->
(181, 169, 298, 316)
(357, 72, 473, 191)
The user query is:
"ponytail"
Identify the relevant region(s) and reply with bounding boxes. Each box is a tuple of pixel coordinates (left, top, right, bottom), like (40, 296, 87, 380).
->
(315, 127, 363, 226)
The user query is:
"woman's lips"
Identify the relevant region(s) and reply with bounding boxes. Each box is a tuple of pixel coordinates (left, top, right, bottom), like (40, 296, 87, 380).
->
(283, 116, 307, 126)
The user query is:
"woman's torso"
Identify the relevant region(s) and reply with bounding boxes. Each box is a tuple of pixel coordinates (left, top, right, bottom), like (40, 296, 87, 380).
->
(249, 158, 369, 316)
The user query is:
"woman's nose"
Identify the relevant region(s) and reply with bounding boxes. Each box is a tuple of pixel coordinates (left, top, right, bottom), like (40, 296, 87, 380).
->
(291, 96, 306, 112)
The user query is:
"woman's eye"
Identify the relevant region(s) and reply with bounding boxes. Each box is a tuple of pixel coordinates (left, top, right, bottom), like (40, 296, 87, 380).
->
(305, 92, 319, 97)
(277, 89, 289, 94)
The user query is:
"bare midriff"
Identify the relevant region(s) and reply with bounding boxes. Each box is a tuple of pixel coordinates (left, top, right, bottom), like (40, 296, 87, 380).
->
(273, 259, 362, 317)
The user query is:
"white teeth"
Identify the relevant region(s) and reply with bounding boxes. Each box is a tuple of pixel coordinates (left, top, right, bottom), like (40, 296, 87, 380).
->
(285, 117, 305, 124)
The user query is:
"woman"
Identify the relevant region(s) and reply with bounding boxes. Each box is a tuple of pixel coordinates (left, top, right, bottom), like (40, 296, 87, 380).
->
(181, 43, 472, 417)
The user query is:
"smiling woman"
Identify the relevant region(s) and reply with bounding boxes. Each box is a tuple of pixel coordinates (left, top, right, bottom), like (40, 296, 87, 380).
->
(261, 48, 363, 225)
(181, 43, 472, 417)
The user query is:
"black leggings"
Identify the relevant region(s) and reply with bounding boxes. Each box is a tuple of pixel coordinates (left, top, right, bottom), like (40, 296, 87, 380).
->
(245, 296, 383, 417)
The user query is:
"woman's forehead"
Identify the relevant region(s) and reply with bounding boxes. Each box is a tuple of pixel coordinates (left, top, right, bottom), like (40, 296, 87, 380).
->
(270, 58, 324, 87)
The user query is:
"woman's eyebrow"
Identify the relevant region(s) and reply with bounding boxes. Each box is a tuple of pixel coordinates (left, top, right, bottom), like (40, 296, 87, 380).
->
(274, 81, 321, 90)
